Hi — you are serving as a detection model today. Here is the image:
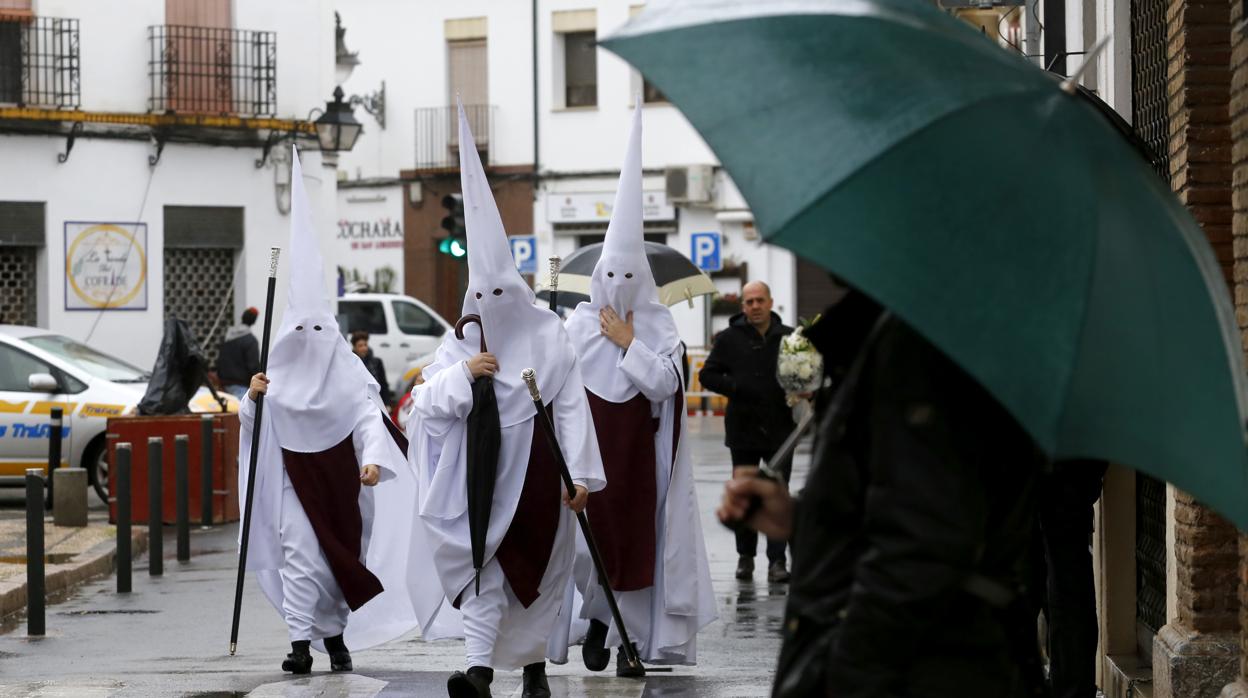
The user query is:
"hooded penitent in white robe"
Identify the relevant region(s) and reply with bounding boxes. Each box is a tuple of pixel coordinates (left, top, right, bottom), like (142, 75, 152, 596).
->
(559, 104, 717, 665)
(406, 104, 605, 671)
(238, 147, 421, 652)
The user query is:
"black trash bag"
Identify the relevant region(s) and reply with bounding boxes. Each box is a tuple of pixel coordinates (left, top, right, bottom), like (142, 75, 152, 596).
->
(138, 317, 210, 415)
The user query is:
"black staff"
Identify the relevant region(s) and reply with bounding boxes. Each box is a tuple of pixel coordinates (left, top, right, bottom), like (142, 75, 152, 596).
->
(229, 247, 280, 656)
(520, 368, 669, 676)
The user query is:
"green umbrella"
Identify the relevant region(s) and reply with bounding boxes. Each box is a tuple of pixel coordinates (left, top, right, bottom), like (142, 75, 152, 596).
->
(604, 0, 1248, 528)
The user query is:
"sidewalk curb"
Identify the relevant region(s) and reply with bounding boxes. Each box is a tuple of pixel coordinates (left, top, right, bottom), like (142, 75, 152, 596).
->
(0, 528, 149, 620)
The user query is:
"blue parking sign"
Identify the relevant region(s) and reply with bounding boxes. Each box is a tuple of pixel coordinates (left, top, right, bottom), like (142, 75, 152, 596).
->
(691, 232, 722, 272)
(510, 236, 537, 275)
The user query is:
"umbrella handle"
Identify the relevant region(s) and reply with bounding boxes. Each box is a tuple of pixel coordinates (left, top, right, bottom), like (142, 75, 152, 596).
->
(455, 314, 488, 353)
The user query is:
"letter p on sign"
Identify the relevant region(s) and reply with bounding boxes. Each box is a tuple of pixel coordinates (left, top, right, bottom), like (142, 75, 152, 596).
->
(691, 232, 722, 272)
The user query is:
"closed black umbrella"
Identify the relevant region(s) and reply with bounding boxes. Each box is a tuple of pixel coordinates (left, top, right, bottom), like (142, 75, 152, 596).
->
(455, 314, 501, 594)
(536, 241, 716, 309)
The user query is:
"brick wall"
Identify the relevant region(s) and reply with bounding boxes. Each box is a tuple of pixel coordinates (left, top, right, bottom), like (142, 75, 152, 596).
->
(1171, 0, 1235, 285)
(1169, 0, 1241, 637)
(1232, 0, 1248, 681)
(1174, 492, 1241, 632)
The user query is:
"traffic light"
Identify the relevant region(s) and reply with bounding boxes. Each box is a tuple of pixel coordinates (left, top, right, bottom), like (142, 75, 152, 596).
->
(439, 193, 466, 258)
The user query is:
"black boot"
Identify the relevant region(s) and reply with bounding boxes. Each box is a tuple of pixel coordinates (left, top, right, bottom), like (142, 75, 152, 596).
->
(324, 633, 352, 672)
(582, 618, 610, 671)
(521, 661, 551, 698)
(616, 644, 645, 678)
(447, 666, 493, 698)
(281, 640, 313, 674)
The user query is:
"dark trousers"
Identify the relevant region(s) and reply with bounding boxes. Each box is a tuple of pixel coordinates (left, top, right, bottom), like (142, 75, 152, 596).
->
(730, 447, 793, 564)
(1034, 460, 1108, 698)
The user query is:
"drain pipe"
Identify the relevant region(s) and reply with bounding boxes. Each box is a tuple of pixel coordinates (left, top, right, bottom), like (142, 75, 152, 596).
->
(532, 0, 540, 184)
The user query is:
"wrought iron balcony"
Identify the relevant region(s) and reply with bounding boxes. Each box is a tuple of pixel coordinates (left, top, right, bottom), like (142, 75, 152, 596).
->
(147, 25, 276, 117)
(0, 15, 80, 109)
(414, 104, 495, 169)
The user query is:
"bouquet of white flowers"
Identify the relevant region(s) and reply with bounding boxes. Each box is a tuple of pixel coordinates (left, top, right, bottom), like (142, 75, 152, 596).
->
(777, 321, 823, 406)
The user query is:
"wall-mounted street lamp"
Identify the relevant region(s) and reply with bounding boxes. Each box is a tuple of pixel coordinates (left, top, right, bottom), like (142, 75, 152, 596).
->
(314, 86, 363, 154)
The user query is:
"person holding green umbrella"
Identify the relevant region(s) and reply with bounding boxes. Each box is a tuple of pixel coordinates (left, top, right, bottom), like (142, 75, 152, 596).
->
(719, 289, 1048, 697)
(605, 0, 1248, 695)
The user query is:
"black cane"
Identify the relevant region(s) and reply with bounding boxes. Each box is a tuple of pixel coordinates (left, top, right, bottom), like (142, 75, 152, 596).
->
(229, 247, 280, 656)
(520, 368, 670, 676)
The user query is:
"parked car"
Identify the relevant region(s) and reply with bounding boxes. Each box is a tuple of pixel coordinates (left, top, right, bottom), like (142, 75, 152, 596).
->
(0, 326, 238, 503)
(336, 293, 452, 398)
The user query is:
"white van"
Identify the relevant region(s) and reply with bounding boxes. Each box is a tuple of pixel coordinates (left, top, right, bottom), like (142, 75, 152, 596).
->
(336, 293, 452, 396)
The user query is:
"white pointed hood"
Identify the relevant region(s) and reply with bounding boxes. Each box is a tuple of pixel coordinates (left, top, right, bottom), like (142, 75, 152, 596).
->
(567, 104, 681, 402)
(265, 146, 380, 452)
(429, 103, 574, 426)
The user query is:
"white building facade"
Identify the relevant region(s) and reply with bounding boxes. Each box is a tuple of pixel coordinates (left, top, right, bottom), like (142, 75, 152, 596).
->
(334, 0, 802, 348)
(0, 0, 339, 369)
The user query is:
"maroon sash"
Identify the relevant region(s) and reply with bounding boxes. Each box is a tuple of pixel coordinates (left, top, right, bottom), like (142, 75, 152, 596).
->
(494, 405, 561, 608)
(278, 409, 404, 611)
(281, 435, 383, 611)
(586, 390, 659, 591)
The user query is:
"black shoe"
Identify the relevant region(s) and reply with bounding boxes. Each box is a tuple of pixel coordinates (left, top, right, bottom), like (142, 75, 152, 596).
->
(521, 662, 551, 698)
(447, 666, 493, 698)
(582, 618, 611, 671)
(281, 640, 313, 674)
(767, 560, 791, 584)
(735, 556, 754, 581)
(616, 644, 646, 678)
(324, 633, 352, 672)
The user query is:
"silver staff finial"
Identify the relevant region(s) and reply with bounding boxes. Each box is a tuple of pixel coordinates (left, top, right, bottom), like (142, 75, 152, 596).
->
(521, 368, 540, 401)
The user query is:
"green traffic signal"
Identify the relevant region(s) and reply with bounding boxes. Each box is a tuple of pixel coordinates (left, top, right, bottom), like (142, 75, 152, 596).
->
(438, 236, 466, 258)
(437, 192, 467, 258)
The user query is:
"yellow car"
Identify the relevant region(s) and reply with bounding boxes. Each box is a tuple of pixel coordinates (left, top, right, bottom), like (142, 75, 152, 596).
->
(0, 325, 237, 503)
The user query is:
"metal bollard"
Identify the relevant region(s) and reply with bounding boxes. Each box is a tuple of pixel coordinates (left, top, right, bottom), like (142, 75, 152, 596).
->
(175, 435, 190, 562)
(26, 469, 45, 636)
(200, 414, 214, 526)
(116, 443, 132, 593)
(148, 437, 163, 577)
(46, 407, 62, 510)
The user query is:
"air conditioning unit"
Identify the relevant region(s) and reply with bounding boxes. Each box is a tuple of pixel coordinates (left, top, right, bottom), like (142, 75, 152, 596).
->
(665, 165, 714, 205)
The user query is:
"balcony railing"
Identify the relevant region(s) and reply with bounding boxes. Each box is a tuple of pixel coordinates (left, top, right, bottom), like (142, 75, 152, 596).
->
(0, 15, 80, 108)
(414, 104, 495, 169)
(147, 25, 276, 117)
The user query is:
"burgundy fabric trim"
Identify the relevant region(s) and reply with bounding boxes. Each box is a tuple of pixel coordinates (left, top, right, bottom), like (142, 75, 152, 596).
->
(585, 390, 658, 592)
(282, 435, 384, 611)
(380, 408, 409, 453)
(494, 404, 561, 608)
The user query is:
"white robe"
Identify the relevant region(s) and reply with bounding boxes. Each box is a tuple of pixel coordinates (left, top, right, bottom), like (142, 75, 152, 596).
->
(237, 390, 422, 651)
(554, 339, 717, 665)
(408, 356, 605, 670)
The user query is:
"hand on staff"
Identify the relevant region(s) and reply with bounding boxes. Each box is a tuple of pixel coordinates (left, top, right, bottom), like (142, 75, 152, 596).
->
(466, 352, 498, 379)
(247, 373, 269, 401)
(599, 308, 635, 349)
(717, 466, 795, 540)
(360, 464, 380, 487)
(563, 484, 589, 513)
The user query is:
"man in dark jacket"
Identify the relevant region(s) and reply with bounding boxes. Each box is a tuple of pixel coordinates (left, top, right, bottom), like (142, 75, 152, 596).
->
(718, 292, 1046, 697)
(699, 280, 796, 583)
(217, 307, 260, 399)
(350, 330, 393, 408)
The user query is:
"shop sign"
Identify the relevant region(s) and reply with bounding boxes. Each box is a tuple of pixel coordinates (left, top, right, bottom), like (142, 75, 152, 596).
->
(64, 222, 148, 311)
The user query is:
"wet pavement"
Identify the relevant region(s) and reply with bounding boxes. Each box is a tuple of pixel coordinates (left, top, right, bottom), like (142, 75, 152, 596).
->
(0, 416, 805, 696)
